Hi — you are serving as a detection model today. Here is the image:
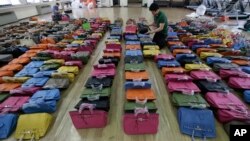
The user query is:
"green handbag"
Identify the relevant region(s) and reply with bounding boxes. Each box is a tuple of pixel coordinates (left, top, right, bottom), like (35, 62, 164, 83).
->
(71, 52, 90, 64)
(40, 63, 61, 71)
(36, 52, 53, 58)
(0, 93, 9, 102)
(125, 63, 146, 71)
(171, 92, 209, 108)
(80, 87, 111, 100)
(31, 56, 52, 61)
(124, 101, 157, 113)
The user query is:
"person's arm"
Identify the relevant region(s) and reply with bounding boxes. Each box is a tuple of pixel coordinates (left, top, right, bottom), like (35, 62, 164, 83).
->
(147, 23, 165, 34)
(148, 22, 155, 26)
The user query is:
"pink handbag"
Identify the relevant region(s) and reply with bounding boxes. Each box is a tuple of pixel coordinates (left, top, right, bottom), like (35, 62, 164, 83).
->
(190, 70, 221, 81)
(0, 96, 29, 113)
(91, 64, 116, 77)
(165, 74, 193, 83)
(103, 49, 121, 53)
(54, 51, 74, 60)
(10, 87, 41, 96)
(205, 92, 247, 110)
(125, 25, 137, 34)
(167, 81, 201, 95)
(69, 103, 108, 129)
(123, 107, 159, 135)
(219, 69, 250, 78)
(154, 54, 174, 62)
(65, 61, 83, 68)
(78, 45, 94, 53)
(228, 77, 250, 89)
(217, 109, 250, 123)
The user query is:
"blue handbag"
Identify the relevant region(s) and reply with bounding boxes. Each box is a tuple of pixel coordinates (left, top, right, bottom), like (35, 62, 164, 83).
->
(125, 50, 143, 56)
(157, 60, 180, 68)
(124, 56, 144, 64)
(241, 66, 250, 74)
(124, 35, 138, 41)
(168, 32, 177, 37)
(22, 100, 57, 113)
(29, 89, 60, 102)
(21, 77, 49, 87)
(124, 81, 151, 90)
(243, 90, 250, 103)
(191, 45, 210, 51)
(178, 107, 216, 139)
(32, 70, 56, 77)
(24, 61, 44, 68)
(203, 38, 222, 45)
(137, 34, 150, 38)
(126, 41, 141, 45)
(0, 114, 18, 139)
(170, 45, 188, 52)
(206, 57, 231, 65)
(15, 67, 39, 77)
(175, 53, 197, 61)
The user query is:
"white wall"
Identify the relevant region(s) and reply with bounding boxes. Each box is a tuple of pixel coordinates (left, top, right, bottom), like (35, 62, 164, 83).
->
(14, 5, 38, 19)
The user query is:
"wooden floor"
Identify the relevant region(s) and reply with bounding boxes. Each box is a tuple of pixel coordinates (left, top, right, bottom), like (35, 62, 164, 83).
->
(4, 7, 232, 141)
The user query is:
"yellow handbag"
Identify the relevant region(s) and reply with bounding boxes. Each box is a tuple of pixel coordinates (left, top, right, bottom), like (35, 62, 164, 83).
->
(71, 40, 84, 44)
(57, 66, 79, 75)
(14, 113, 53, 140)
(185, 64, 211, 71)
(200, 52, 222, 59)
(51, 72, 75, 82)
(143, 45, 160, 50)
(143, 49, 160, 56)
(2, 76, 30, 83)
(44, 59, 65, 65)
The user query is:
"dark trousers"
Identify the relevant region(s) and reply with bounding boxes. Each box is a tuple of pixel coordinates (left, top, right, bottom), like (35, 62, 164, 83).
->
(153, 32, 167, 49)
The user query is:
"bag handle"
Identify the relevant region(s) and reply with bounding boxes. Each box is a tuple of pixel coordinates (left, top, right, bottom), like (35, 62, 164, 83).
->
(18, 130, 36, 141)
(134, 107, 149, 116)
(130, 68, 141, 72)
(87, 94, 100, 101)
(133, 82, 145, 87)
(135, 97, 147, 105)
(79, 103, 96, 114)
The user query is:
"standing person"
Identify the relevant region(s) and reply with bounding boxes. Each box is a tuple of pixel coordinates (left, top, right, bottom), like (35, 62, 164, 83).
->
(52, 3, 62, 23)
(147, 3, 168, 49)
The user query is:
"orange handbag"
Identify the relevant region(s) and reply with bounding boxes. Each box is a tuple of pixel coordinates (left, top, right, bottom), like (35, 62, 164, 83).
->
(125, 44, 141, 50)
(9, 57, 31, 64)
(0, 83, 21, 92)
(19, 52, 37, 58)
(40, 37, 56, 44)
(162, 67, 185, 76)
(103, 52, 121, 59)
(30, 44, 48, 50)
(196, 48, 217, 55)
(125, 71, 149, 81)
(173, 49, 192, 56)
(220, 50, 242, 56)
(0, 64, 23, 72)
(232, 60, 250, 66)
(26, 49, 44, 53)
(126, 89, 156, 100)
(0, 71, 14, 77)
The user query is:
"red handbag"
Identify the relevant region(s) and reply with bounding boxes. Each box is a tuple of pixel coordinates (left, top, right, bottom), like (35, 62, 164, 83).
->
(123, 107, 159, 135)
(69, 103, 108, 129)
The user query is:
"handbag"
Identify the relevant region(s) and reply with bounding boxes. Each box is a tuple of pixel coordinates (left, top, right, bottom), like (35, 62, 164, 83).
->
(167, 81, 201, 95)
(40, 63, 61, 71)
(25, 61, 44, 68)
(81, 86, 111, 100)
(74, 99, 110, 112)
(190, 70, 221, 81)
(85, 77, 113, 88)
(33, 70, 56, 78)
(0, 96, 29, 113)
(0, 64, 23, 72)
(206, 57, 231, 65)
(43, 78, 70, 89)
(2, 77, 29, 83)
(154, 54, 174, 62)
(57, 66, 79, 75)
(228, 77, 250, 89)
(200, 52, 222, 59)
(143, 49, 160, 57)
(217, 109, 250, 123)
(213, 63, 239, 72)
(19, 36, 36, 47)
(171, 92, 209, 108)
(0, 114, 18, 139)
(69, 103, 108, 129)
(71, 51, 90, 64)
(219, 69, 249, 78)
(14, 113, 53, 140)
(162, 67, 186, 76)
(124, 101, 157, 113)
(15, 67, 39, 77)
(185, 64, 210, 71)
(126, 89, 156, 101)
(196, 80, 230, 93)
(123, 107, 159, 134)
(178, 107, 216, 139)
(91, 64, 116, 78)
(125, 71, 149, 81)
(125, 44, 141, 50)
(10, 87, 41, 96)
(173, 49, 192, 56)
(0, 83, 21, 92)
(125, 81, 151, 90)
(157, 60, 180, 68)
(243, 90, 250, 103)
(124, 56, 144, 64)
(125, 63, 145, 72)
(9, 57, 30, 65)
(165, 74, 193, 83)
(99, 58, 119, 66)
(196, 48, 217, 55)
(21, 77, 49, 87)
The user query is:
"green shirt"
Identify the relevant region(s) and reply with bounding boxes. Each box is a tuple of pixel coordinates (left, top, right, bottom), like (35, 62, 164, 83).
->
(154, 11, 168, 35)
